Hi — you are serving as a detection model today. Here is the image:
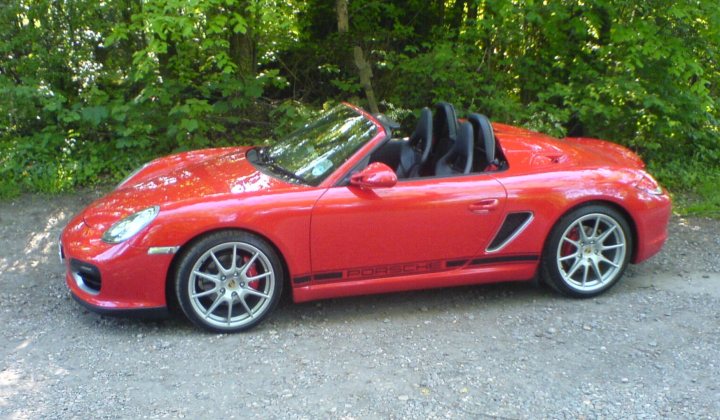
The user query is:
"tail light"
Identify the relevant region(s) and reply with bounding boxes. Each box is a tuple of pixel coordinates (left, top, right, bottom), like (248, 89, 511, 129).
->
(635, 174, 663, 195)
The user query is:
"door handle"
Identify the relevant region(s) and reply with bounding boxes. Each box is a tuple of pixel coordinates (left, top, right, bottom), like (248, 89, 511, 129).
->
(468, 199, 500, 213)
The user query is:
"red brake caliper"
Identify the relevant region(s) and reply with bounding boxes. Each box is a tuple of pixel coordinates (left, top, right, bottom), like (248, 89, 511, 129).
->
(561, 228, 579, 259)
(243, 256, 260, 290)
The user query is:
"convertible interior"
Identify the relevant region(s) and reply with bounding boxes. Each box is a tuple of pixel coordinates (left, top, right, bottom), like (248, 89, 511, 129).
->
(369, 102, 506, 179)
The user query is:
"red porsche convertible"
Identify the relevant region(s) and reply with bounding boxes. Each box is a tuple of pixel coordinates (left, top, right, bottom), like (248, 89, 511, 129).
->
(60, 102, 671, 332)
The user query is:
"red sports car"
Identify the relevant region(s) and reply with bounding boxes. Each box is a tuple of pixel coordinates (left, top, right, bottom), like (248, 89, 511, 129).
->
(60, 102, 671, 332)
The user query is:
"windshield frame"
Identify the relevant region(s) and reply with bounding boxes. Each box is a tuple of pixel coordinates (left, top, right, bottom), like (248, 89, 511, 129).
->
(253, 103, 387, 188)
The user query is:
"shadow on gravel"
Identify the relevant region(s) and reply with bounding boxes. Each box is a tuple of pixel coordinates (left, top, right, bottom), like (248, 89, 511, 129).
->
(67, 280, 558, 334)
(67, 303, 192, 335)
(269, 280, 561, 331)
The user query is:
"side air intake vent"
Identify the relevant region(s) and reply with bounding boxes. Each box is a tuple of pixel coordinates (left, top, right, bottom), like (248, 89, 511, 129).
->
(487, 212, 533, 252)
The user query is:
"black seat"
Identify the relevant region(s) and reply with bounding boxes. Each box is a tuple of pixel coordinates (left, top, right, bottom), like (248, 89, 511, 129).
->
(396, 107, 432, 178)
(435, 121, 474, 176)
(430, 102, 459, 170)
(467, 113, 497, 171)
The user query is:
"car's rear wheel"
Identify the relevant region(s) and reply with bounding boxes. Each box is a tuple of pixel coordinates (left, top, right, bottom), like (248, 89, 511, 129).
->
(175, 231, 283, 333)
(542, 205, 632, 297)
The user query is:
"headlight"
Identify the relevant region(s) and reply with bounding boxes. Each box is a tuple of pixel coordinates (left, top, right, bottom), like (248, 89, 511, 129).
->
(102, 206, 159, 244)
(117, 163, 149, 189)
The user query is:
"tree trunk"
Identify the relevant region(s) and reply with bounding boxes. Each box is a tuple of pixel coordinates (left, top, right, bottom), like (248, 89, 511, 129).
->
(435, 0, 446, 27)
(229, 31, 256, 77)
(467, 0, 478, 24)
(336, 0, 379, 114)
(336, 0, 348, 33)
(158, 40, 177, 81)
(228, 2, 256, 78)
(450, 0, 466, 36)
(353, 46, 379, 114)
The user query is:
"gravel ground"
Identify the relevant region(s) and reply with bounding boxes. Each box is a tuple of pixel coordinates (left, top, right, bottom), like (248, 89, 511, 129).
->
(1, 191, 719, 419)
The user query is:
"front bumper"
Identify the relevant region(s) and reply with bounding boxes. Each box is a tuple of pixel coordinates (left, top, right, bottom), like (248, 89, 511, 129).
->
(70, 293, 169, 318)
(60, 214, 175, 314)
(632, 189, 672, 263)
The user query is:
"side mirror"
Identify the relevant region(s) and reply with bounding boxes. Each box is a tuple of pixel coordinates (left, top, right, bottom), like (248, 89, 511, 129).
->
(350, 162, 397, 189)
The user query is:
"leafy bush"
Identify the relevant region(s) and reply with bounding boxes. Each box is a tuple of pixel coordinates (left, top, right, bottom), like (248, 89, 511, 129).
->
(1, 0, 718, 215)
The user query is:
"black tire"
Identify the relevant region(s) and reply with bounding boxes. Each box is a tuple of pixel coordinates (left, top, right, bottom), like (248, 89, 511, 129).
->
(541, 205, 632, 298)
(175, 230, 283, 333)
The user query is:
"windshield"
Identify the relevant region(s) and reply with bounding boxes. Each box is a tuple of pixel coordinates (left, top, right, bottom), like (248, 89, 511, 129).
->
(261, 105, 378, 185)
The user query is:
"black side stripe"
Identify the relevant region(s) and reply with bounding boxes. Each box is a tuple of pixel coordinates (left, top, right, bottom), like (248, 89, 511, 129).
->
(293, 275, 311, 284)
(314, 272, 343, 281)
(298, 256, 538, 284)
(446, 259, 468, 268)
(469, 254, 539, 266)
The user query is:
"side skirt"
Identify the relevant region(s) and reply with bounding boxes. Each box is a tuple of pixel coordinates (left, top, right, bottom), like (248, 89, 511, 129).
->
(291, 260, 538, 303)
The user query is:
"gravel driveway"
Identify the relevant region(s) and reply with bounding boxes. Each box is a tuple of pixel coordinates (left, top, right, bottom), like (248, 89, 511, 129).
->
(1, 192, 719, 419)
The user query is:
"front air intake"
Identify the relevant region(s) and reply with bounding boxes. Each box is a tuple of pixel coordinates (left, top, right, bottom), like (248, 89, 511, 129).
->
(70, 259, 102, 294)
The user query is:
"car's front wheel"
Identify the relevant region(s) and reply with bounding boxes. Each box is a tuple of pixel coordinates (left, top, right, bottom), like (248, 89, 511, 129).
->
(541, 205, 632, 297)
(175, 231, 283, 333)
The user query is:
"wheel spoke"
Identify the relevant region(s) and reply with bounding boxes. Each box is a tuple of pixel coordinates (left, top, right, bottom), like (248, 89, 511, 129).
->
(590, 259, 603, 282)
(577, 223, 590, 243)
(566, 258, 583, 278)
(210, 251, 226, 273)
(191, 287, 219, 299)
(599, 254, 620, 268)
(204, 295, 224, 318)
(245, 288, 270, 299)
(238, 295, 254, 318)
(247, 272, 271, 281)
(581, 264, 589, 287)
(226, 301, 233, 325)
(241, 252, 260, 276)
(193, 270, 220, 284)
(562, 237, 580, 248)
(559, 253, 577, 262)
(601, 243, 624, 251)
(230, 244, 237, 271)
(598, 225, 617, 243)
(591, 217, 601, 238)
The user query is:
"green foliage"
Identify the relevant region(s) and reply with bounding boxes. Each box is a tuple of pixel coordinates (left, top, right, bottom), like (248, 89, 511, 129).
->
(268, 100, 322, 139)
(1, 0, 719, 211)
(682, 177, 720, 217)
(650, 161, 720, 217)
(0, 0, 296, 197)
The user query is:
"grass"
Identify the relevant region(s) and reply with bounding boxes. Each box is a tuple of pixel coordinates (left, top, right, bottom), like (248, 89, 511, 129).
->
(651, 161, 720, 218)
(671, 183, 720, 218)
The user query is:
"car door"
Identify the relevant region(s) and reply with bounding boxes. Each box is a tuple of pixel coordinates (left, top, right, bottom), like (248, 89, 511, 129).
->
(309, 174, 507, 282)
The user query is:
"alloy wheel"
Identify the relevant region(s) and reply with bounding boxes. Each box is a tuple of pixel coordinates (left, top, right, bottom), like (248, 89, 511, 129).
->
(187, 242, 276, 330)
(556, 213, 627, 293)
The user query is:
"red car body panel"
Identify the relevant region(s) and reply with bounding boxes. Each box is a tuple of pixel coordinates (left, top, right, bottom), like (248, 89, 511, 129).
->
(60, 105, 671, 312)
(309, 175, 508, 274)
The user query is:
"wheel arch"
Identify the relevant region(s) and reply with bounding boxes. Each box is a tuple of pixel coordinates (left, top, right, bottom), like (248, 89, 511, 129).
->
(164, 227, 292, 313)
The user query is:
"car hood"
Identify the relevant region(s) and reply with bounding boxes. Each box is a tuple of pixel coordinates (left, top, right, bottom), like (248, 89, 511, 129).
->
(493, 123, 645, 170)
(82, 146, 296, 230)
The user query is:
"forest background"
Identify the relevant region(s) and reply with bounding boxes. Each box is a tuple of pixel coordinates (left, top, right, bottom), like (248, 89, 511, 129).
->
(1, 0, 718, 214)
